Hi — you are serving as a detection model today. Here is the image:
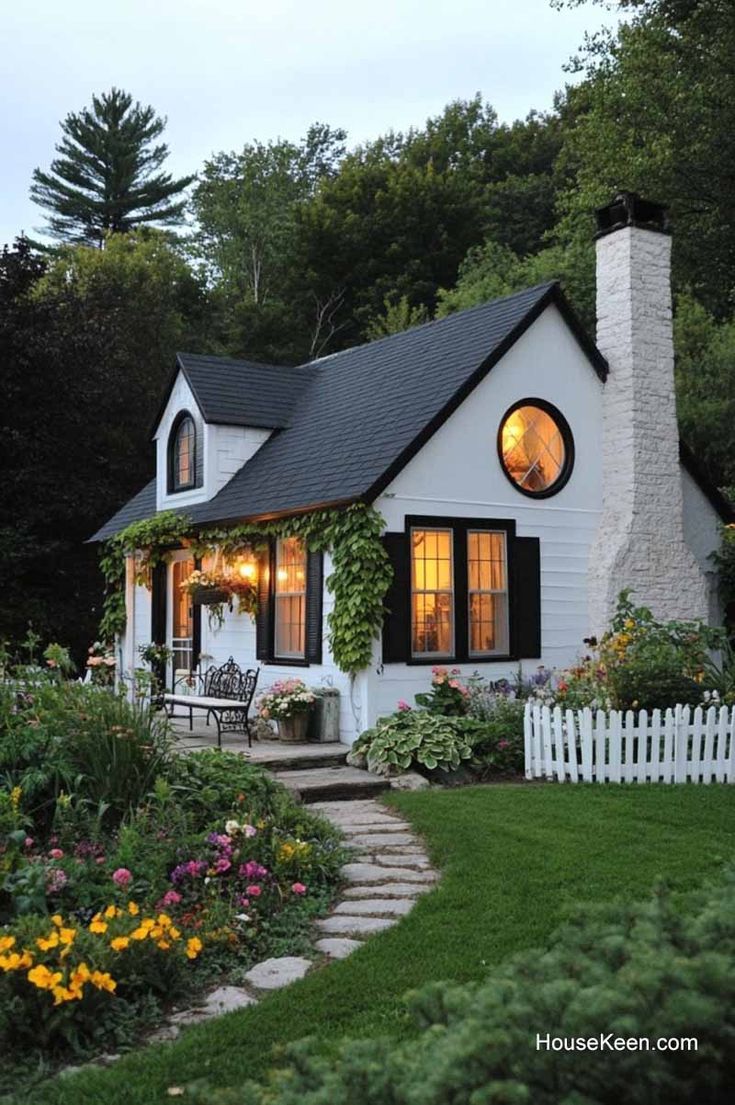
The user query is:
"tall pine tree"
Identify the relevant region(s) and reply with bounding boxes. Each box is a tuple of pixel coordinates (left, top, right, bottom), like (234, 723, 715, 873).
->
(31, 88, 195, 245)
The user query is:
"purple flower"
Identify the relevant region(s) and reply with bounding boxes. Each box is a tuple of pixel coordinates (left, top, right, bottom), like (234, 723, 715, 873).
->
(214, 857, 231, 874)
(239, 860, 268, 880)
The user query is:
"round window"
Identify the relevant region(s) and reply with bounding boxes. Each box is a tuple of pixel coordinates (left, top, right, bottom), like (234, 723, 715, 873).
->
(498, 400, 574, 497)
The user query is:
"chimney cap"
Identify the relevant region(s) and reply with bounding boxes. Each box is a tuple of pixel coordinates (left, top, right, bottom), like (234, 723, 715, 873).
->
(595, 191, 669, 238)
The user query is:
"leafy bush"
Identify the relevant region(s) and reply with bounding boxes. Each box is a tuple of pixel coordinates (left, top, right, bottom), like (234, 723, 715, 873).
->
(467, 695, 525, 775)
(349, 710, 482, 775)
(0, 679, 172, 832)
(189, 868, 735, 1105)
(413, 666, 470, 716)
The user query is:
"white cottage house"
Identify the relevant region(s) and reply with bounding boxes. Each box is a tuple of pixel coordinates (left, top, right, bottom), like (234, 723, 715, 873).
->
(92, 193, 733, 742)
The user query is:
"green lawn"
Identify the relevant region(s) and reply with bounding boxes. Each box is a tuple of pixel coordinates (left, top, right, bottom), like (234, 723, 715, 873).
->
(21, 784, 735, 1105)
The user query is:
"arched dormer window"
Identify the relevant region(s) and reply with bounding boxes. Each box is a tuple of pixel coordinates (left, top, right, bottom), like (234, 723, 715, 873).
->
(168, 412, 197, 493)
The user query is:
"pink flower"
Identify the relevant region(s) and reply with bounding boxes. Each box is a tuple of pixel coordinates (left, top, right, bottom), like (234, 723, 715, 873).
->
(48, 848, 64, 860)
(246, 884, 262, 897)
(238, 895, 250, 908)
(498, 739, 510, 750)
(215, 858, 231, 874)
(243, 824, 257, 838)
(112, 867, 132, 887)
(449, 680, 460, 689)
(161, 889, 182, 907)
(397, 699, 411, 711)
(291, 882, 307, 895)
(24, 837, 34, 849)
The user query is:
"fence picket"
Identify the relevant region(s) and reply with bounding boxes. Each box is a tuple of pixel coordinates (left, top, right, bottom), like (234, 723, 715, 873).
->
(662, 709, 675, 784)
(715, 706, 729, 783)
(691, 706, 704, 783)
(595, 710, 606, 782)
(650, 708, 662, 783)
(609, 711, 622, 783)
(623, 710, 636, 783)
(580, 708, 593, 782)
(524, 703, 735, 786)
(565, 710, 579, 783)
(537, 707, 548, 777)
(702, 706, 717, 784)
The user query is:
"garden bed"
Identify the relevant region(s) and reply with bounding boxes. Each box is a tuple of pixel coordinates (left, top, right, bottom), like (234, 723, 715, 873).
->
(0, 672, 344, 1094)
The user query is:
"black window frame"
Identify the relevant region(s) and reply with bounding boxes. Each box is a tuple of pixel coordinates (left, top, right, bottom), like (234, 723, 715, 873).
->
(257, 537, 322, 668)
(168, 410, 197, 494)
(497, 397, 575, 500)
(405, 515, 516, 666)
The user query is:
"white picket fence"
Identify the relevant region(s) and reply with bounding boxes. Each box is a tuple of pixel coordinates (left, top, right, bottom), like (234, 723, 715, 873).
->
(524, 702, 735, 784)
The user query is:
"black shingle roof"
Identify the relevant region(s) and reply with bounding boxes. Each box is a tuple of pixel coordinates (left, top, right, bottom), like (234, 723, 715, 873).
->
(93, 479, 157, 541)
(91, 282, 614, 541)
(149, 354, 313, 434)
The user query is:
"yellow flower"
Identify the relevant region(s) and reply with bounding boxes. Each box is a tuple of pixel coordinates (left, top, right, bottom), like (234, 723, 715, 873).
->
(51, 914, 63, 928)
(0, 936, 16, 953)
(104, 904, 119, 920)
(127, 901, 140, 916)
(169, 926, 181, 941)
(90, 970, 116, 993)
(110, 936, 130, 952)
(185, 937, 203, 960)
(52, 985, 82, 1005)
(59, 927, 76, 946)
(157, 913, 172, 929)
(1, 950, 33, 972)
(36, 932, 60, 951)
(28, 964, 63, 990)
(10, 786, 21, 810)
(156, 940, 171, 951)
(71, 963, 91, 986)
(89, 919, 108, 934)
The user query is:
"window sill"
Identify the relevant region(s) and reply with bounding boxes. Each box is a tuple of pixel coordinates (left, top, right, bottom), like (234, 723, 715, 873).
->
(264, 657, 311, 668)
(403, 654, 515, 666)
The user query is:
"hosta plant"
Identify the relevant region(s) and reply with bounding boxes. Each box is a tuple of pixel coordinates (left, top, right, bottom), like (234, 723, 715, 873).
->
(349, 711, 482, 775)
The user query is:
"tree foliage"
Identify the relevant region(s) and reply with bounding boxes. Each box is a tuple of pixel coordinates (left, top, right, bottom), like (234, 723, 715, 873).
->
(31, 88, 195, 246)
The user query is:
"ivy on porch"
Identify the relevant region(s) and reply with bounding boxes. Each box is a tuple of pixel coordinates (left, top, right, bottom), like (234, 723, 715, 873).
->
(98, 503, 393, 675)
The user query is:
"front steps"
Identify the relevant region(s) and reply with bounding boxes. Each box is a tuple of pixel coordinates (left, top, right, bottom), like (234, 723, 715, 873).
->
(273, 764, 390, 803)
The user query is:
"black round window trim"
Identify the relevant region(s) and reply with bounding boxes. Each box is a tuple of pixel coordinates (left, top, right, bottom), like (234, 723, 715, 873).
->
(497, 397, 575, 499)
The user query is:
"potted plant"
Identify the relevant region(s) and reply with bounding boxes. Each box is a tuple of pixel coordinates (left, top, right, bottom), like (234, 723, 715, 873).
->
(257, 679, 317, 743)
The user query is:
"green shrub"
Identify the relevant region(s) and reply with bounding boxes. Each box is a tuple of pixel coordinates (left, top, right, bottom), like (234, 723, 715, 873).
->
(0, 681, 172, 833)
(189, 868, 735, 1105)
(349, 710, 482, 775)
(468, 695, 525, 775)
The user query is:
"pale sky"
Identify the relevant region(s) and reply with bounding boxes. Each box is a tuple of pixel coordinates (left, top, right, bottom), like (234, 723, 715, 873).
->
(1, 0, 614, 249)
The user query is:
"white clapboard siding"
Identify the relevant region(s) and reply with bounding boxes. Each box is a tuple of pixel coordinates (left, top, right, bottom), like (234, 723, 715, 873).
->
(525, 703, 735, 784)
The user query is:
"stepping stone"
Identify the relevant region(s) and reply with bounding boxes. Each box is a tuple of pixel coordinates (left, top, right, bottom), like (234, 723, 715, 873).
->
(334, 898, 414, 917)
(202, 986, 258, 1015)
(316, 915, 396, 936)
(376, 845, 425, 855)
(149, 1024, 181, 1043)
(311, 800, 388, 815)
(170, 1007, 210, 1026)
(342, 862, 436, 884)
(342, 882, 432, 899)
(348, 831, 418, 847)
(315, 937, 362, 959)
(340, 817, 412, 831)
(377, 854, 432, 868)
(244, 956, 311, 990)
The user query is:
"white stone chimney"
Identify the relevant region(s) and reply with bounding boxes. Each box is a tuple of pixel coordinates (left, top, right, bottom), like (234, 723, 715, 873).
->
(589, 192, 709, 634)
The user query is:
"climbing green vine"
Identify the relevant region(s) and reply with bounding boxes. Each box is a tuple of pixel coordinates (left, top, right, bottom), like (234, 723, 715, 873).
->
(99, 503, 393, 676)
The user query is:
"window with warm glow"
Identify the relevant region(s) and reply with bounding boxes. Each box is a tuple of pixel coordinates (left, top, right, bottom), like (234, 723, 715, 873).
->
(172, 558, 194, 673)
(274, 537, 306, 658)
(468, 531, 508, 656)
(499, 403, 570, 495)
(411, 528, 454, 656)
(171, 415, 196, 491)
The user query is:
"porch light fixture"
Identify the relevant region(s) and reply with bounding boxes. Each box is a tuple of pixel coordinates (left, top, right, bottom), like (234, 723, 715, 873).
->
(237, 559, 257, 580)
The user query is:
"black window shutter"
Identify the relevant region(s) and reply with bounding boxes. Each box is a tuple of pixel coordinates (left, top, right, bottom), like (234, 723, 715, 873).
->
(191, 557, 202, 671)
(255, 545, 272, 661)
(381, 533, 410, 663)
(512, 536, 541, 658)
(305, 550, 323, 664)
(151, 562, 167, 646)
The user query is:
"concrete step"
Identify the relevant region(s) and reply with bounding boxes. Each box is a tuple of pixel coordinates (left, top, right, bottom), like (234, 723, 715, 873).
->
(273, 765, 390, 803)
(251, 744, 350, 773)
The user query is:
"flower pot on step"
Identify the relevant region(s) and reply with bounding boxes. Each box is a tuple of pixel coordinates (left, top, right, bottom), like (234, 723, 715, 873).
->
(278, 713, 310, 743)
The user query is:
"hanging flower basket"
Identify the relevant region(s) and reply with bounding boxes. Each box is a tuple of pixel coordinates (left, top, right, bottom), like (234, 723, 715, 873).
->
(191, 585, 231, 606)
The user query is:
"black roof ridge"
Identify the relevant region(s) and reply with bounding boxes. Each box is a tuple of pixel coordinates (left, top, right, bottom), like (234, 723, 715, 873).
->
(176, 351, 304, 371)
(303, 281, 560, 369)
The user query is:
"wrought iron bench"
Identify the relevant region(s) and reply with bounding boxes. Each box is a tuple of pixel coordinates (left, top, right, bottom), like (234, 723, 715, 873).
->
(163, 658, 259, 748)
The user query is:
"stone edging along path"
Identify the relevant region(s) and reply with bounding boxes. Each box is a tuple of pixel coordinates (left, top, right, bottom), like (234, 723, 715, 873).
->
(145, 796, 438, 1043)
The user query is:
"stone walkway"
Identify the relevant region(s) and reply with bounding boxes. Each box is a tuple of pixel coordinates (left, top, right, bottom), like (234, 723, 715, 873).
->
(141, 796, 436, 1047)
